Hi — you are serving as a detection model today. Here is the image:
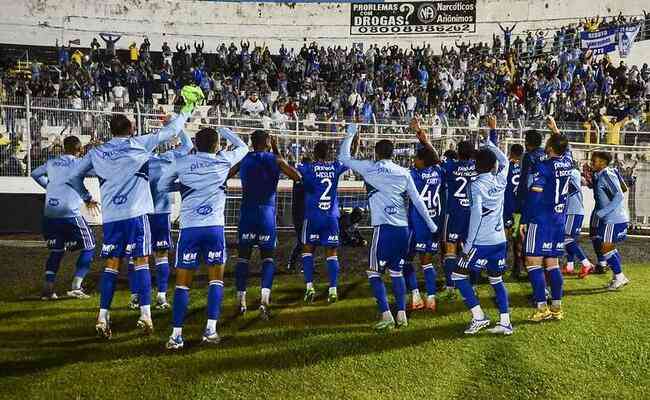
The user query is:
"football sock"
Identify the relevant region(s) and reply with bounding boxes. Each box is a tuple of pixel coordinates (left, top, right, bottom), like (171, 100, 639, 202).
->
(206, 319, 217, 333)
(73, 249, 93, 288)
(390, 270, 407, 312)
(261, 258, 275, 291)
(452, 273, 480, 311)
(527, 266, 547, 307)
(470, 269, 481, 286)
(127, 261, 138, 296)
(172, 286, 190, 328)
(302, 253, 314, 285)
(207, 280, 224, 324)
(134, 264, 152, 307)
(403, 261, 417, 292)
(326, 256, 339, 288)
(422, 263, 437, 296)
(546, 265, 563, 301)
(489, 275, 509, 315)
(156, 257, 170, 294)
(368, 272, 389, 313)
(470, 305, 485, 321)
(260, 288, 271, 305)
(172, 327, 182, 338)
(443, 256, 456, 288)
(500, 313, 511, 326)
(566, 240, 588, 265)
(45, 250, 64, 283)
(235, 259, 249, 292)
(604, 250, 622, 275)
(99, 267, 118, 312)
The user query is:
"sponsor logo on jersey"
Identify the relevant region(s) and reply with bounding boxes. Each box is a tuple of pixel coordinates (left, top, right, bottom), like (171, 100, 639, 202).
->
(156, 240, 169, 248)
(64, 240, 78, 249)
(327, 235, 339, 242)
(384, 206, 398, 215)
(542, 242, 553, 250)
(113, 195, 128, 205)
(554, 204, 565, 213)
(102, 244, 116, 253)
(258, 235, 271, 242)
(125, 243, 136, 252)
(309, 234, 320, 241)
(241, 233, 257, 240)
(318, 201, 331, 211)
(476, 258, 488, 266)
(460, 199, 470, 207)
(196, 205, 213, 215)
(46, 239, 57, 248)
(207, 251, 222, 261)
(48, 198, 60, 207)
(182, 252, 197, 262)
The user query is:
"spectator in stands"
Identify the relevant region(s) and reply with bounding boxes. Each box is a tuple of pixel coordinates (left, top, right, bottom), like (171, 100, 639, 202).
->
(241, 92, 265, 115)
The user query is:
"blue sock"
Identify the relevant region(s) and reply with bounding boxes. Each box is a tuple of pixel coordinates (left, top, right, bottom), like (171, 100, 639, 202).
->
(403, 261, 418, 292)
(235, 259, 249, 292)
(207, 280, 224, 321)
(261, 258, 275, 290)
(528, 266, 547, 304)
(134, 264, 152, 307)
(443, 257, 456, 288)
(156, 257, 170, 293)
(45, 250, 65, 283)
(470, 269, 481, 286)
(422, 264, 437, 296)
(302, 253, 314, 284)
(489, 275, 509, 314)
(452, 274, 479, 309)
(326, 256, 339, 288)
(172, 286, 190, 328)
(368, 274, 389, 313)
(74, 249, 93, 280)
(390, 270, 407, 312)
(547, 266, 563, 301)
(566, 240, 587, 264)
(605, 250, 622, 275)
(99, 268, 118, 310)
(127, 261, 138, 296)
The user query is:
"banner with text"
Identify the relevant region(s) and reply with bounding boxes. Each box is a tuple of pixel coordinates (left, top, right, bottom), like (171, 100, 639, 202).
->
(618, 24, 641, 58)
(580, 28, 617, 55)
(350, 1, 476, 35)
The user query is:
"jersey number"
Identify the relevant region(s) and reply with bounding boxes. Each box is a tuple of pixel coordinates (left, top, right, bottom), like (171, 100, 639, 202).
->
(454, 177, 468, 198)
(555, 177, 570, 204)
(320, 178, 333, 201)
(420, 184, 441, 215)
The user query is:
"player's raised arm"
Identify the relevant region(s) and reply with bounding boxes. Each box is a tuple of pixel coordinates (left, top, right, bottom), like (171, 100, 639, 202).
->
(484, 116, 509, 186)
(30, 164, 49, 189)
(405, 172, 438, 234)
(174, 129, 194, 157)
(217, 127, 249, 166)
(270, 135, 301, 182)
(338, 123, 373, 174)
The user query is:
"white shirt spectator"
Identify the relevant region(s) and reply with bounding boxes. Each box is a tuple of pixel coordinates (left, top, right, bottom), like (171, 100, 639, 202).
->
(112, 85, 126, 106)
(405, 95, 417, 112)
(303, 112, 318, 131)
(242, 97, 265, 115)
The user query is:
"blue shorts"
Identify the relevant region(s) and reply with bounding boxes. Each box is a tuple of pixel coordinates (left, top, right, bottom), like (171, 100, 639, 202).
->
(524, 222, 565, 258)
(444, 212, 469, 244)
(101, 215, 151, 259)
(408, 225, 439, 255)
(597, 222, 628, 244)
(175, 226, 227, 268)
(238, 205, 277, 250)
(459, 243, 507, 274)
(43, 216, 95, 251)
(302, 216, 339, 247)
(149, 213, 172, 251)
(369, 225, 409, 273)
(564, 214, 584, 239)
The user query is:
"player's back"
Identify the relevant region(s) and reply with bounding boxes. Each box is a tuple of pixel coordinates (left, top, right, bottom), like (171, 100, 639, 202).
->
(442, 158, 475, 216)
(504, 159, 520, 219)
(149, 152, 175, 215)
(363, 160, 412, 227)
(174, 152, 232, 228)
(469, 166, 508, 246)
(566, 168, 584, 216)
(530, 155, 573, 226)
(299, 160, 347, 220)
(593, 167, 629, 224)
(40, 155, 87, 218)
(517, 147, 546, 207)
(408, 165, 444, 229)
(240, 151, 280, 209)
(86, 137, 154, 223)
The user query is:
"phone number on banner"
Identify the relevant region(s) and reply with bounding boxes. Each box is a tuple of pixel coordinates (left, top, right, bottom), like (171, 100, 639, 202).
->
(352, 24, 473, 35)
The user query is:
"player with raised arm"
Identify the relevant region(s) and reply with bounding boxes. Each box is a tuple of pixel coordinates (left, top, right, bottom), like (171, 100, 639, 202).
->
(232, 130, 301, 319)
(160, 127, 248, 350)
(454, 116, 512, 335)
(338, 123, 437, 331)
(298, 139, 355, 304)
(403, 119, 444, 312)
(440, 138, 476, 300)
(563, 164, 594, 277)
(590, 151, 630, 290)
(69, 85, 203, 339)
(503, 143, 524, 280)
(520, 117, 571, 322)
(31, 136, 99, 300)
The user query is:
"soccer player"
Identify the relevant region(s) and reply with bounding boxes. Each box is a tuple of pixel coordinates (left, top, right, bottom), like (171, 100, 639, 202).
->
(69, 85, 203, 339)
(453, 117, 512, 335)
(590, 151, 630, 290)
(520, 120, 571, 322)
(232, 130, 301, 319)
(440, 139, 476, 299)
(161, 127, 248, 350)
(298, 140, 354, 303)
(403, 121, 444, 312)
(338, 123, 437, 331)
(503, 143, 524, 280)
(31, 136, 99, 300)
(563, 164, 593, 277)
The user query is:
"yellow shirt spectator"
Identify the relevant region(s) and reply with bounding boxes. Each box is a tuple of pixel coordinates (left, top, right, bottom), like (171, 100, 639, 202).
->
(601, 115, 630, 145)
(71, 50, 83, 66)
(129, 44, 139, 62)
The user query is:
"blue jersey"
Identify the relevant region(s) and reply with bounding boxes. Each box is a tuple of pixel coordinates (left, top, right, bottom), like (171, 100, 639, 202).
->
(517, 147, 546, 212)
(503, 159, 521, 219)
(298, 161, 348, 220)
(441, 159, 476, 216)
(240, 151, 281, 208)
(593, 167, 629, 224)
(522, 154, 574, 226)
(160, 128, 248, 229)
(69, 113, 189, 223)
(149, 130, 193, 214)
(31, 155, 93, 218)
(566, 169, 584, 216)
(408, 165, 445, 230)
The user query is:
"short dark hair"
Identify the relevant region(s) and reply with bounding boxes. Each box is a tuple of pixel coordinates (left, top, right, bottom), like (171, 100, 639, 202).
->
(63, 136, 81, 154)
(195, 128, 219, 153)
(509, 143, 524, 157)
(110, 114, 132, 137)
(314, 141, 330, 160)
(457, 140, 475, 160)
(475, 148, 497, 173)
(251, 130, 269, 149)
(524, 129, 543, 148)
(443, 149, 457, 160)
(416, 146, 439, 167)
(592, 150, 612, 165)
(375, 139, 394, 159)
(546, 134, 568, 155)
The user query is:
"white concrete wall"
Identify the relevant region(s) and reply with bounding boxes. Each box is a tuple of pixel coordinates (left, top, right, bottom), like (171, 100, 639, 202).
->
(0, 0, 647, 53)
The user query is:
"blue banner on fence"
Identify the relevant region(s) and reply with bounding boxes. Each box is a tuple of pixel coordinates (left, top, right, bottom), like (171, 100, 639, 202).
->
(580, 28, 617, 55)
(618, 24, 641, 58)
